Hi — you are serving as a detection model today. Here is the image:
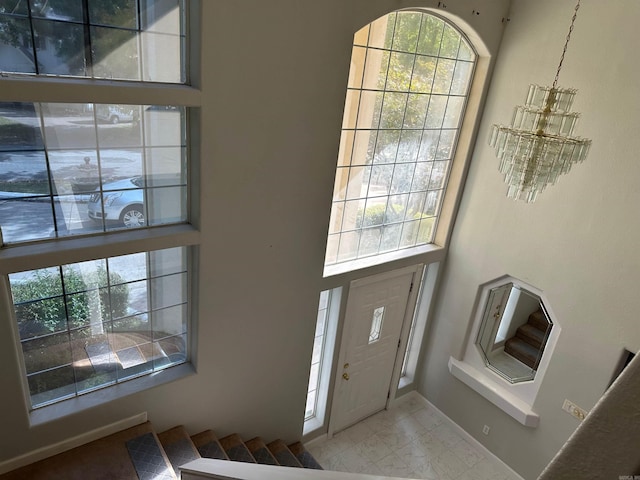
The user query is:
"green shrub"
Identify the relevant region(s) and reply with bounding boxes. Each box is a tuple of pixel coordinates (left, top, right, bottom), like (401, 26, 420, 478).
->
(357, 203, 406, 228)
(12, 268, 130, 338)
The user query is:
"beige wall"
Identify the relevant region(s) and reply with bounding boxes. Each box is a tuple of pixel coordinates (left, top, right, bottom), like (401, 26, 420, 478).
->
(418, 1, 640, 478)
(0, 0, 510, 464)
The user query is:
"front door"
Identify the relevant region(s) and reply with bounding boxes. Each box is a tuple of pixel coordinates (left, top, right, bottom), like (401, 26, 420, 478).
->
(330, 266, 419, 433)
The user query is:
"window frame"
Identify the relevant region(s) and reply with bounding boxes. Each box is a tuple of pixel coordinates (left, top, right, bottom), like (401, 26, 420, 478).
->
(0, 0, 201, 423)
(323, 9, 479, 277)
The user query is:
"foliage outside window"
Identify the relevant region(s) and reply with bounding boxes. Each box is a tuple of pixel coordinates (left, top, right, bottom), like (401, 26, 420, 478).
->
(0, 0, 195, 411)
(10, 248, 188, 408)
(0, 0, 185, 83)
(325, 10, 476, 267)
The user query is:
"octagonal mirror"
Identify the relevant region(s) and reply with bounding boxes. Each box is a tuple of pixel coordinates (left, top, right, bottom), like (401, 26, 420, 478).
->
(476, 282, 553, 383)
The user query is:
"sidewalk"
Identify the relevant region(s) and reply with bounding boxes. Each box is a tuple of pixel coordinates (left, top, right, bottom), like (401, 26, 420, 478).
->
(0, 191, 91, 203)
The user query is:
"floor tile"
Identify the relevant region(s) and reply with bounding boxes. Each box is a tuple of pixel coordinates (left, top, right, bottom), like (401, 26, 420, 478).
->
(336, 446, 372, 473)
(411, 407, 445, 431)
(354, 434, 393, 462)
(375, 451, 416, 478)
(341, 421, 375, 444)
(451, 438, 485, 467)
(430, 423, 463, 449)
(316, 394, 520, 480)
(431, 450, 468, 479)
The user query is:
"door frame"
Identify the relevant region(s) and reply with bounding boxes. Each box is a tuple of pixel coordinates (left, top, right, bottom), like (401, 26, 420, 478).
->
(327, 263, 424, 437)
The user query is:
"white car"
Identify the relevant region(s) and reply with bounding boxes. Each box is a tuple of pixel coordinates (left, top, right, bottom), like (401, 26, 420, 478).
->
(87, 178, 145, 228)
(96, 105, 135, 124)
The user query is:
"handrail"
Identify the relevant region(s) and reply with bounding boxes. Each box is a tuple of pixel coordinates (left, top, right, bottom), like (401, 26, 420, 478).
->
(180, 458, 414, 480)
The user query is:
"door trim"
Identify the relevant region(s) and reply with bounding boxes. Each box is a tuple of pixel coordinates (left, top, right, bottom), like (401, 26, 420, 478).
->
(327, 264, 424, 437)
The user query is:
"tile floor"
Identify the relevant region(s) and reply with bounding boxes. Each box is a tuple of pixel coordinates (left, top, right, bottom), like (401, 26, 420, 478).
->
(307, 392, 522, 480)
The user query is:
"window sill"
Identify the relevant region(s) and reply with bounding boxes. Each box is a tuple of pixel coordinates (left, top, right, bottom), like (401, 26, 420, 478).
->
(29, 362, 195, 427)
(303, 415, 323, 437)
(448, 357, 539, 427)
(323, 244, 444, 278)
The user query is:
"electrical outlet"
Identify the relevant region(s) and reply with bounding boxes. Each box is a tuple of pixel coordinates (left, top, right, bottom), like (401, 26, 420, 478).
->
(482, 425, 490, 435)
(562, 399, 587, 421)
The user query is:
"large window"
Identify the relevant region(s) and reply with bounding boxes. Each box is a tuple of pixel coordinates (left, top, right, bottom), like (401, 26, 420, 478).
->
(10, 247, 188, 408)
(325, 10, 476, 268)
(0, 0, 185, 82)
(0, 0, 197, 413)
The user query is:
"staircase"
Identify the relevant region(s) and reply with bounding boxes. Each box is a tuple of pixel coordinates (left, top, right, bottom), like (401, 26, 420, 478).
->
(504, 308, 550, 369)
(0, 421, 322, 479)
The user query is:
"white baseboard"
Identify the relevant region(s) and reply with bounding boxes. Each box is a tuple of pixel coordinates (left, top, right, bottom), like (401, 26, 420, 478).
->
(421, 396, 525, 480)
(303, 432, 329, 448)
(0, 412, 148, 475)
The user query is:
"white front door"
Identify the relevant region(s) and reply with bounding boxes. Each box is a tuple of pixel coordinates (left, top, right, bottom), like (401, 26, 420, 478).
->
(331, 266, 419, 433)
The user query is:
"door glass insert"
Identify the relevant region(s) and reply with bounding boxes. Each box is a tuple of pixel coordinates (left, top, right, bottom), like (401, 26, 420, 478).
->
(369, 306, 385, 344)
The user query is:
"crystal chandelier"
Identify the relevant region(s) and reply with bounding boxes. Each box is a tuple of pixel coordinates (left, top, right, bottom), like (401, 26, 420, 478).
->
(488, 0, 591, 203)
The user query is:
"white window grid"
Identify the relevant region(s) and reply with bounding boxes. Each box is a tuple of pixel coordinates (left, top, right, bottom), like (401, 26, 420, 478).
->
(325, 11, 476, 267)
(305, 289, 331, 421)
(0, 0, 200, 413)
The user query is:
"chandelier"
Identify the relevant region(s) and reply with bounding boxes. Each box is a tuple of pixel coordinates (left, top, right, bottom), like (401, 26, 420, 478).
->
(488, 0, 591, 203)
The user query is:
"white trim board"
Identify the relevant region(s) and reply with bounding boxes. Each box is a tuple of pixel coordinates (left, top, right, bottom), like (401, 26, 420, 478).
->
(0, 412, 148, 475)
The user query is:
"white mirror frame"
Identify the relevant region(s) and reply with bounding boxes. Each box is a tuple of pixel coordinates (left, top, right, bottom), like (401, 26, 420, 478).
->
(448, 275, 561, 427)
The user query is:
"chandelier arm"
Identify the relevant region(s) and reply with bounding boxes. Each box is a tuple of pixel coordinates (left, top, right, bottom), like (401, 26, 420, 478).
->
(553, 0, 581, 89)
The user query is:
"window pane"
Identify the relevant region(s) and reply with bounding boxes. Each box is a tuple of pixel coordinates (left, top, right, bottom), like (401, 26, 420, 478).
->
(89, 0, 137, 28)
(22, 332, 71, 374)
(369, 306, 385, 343)
(142, 32, 183, 83)
(392, 12, 421, 53)
(411, 57, 436, 93)
(152, 304, 187, 340)
(9, 247, 190, 408)
(30, 0, 84, 21)
(0, 1, 28, 15)
(146, 185, 187, 226)
(97, 106, 143, 146)
(91, 26, 140, 80)
(150, 272, 186, 310)
(0, 1, 185, 83)
(326, 11, 475, 267)
(0, 102, 186, 244)
(416, 16, 444, 56)
(33, 20, 86, 76)
(140, 0, 183, 34)
(0, 15, 36, 73)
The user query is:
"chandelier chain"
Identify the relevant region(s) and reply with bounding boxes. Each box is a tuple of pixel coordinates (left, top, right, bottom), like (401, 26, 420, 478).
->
(553, 0, 581, 89)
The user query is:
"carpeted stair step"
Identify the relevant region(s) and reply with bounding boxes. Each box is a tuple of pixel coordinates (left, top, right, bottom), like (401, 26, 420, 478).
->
(505, 337, 541, 369)
(219, 434, 256, 463)
(245, 437, 279, 465)
(158, 425, 201, 477)
(516, 323, 547, 349)
(528, 309, 550, 331)
(0, 421, 175, 480)
(288, 442, 323, 469)
(267, 439, 302, 467)
(190, 430, 229, 460)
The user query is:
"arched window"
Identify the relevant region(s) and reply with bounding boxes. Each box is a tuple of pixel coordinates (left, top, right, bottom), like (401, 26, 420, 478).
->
(325, 10, 476, 268)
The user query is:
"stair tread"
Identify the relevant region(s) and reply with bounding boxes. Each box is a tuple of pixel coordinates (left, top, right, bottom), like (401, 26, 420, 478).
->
(505, 337, 540, 369)
(191, 430, 229, 460)
(267, 439, 302, 468)
(245, 437, 279, 465)
(528, 309, 550, 331)
(288, 442, 323, 470)
(219, 434, 256, 463)
(516, 323, 546, 348)
(158, 426, 201, 476)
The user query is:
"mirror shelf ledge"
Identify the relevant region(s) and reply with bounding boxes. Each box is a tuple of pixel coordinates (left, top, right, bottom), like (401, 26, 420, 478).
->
(448, 357, 540, 427)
